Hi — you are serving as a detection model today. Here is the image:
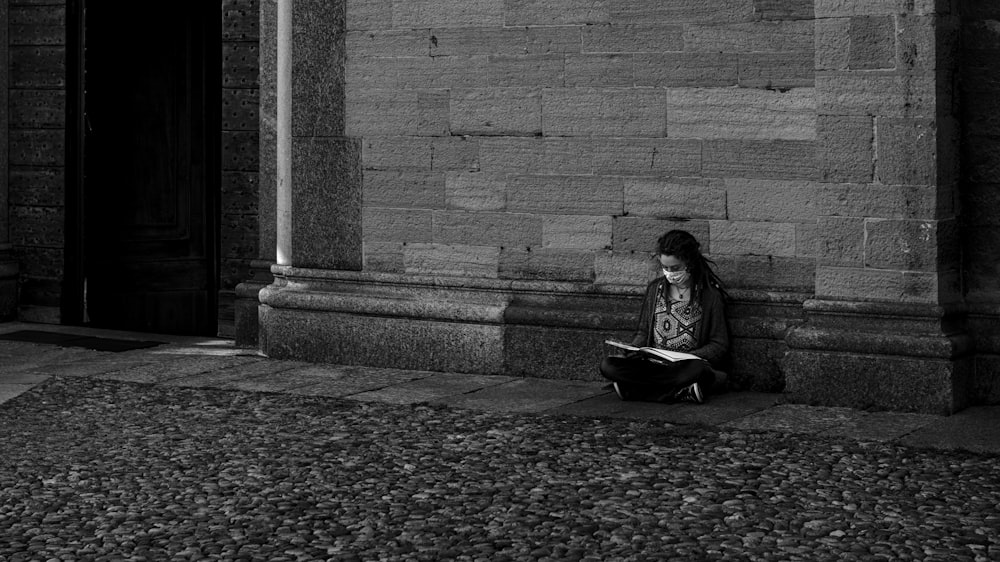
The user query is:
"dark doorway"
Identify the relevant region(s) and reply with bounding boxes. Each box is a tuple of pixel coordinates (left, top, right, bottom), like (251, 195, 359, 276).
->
(67, 1, 221, 335)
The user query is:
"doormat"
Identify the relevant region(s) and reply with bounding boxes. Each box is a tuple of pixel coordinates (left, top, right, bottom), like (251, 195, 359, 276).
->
(0, 330, 164, 352)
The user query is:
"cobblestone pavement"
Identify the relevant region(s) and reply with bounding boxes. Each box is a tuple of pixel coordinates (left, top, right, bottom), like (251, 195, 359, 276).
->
(2, 374, 998, 562)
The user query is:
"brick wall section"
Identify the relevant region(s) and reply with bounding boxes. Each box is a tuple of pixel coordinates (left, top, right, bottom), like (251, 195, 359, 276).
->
(346, 0, 817, 290)
(7, 0, 66, 312)
(219, 0, 261, 332)
(814, 0, 960, 304)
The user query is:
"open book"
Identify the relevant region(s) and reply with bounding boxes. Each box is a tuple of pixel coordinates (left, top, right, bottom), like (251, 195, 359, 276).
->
(605, 340, 703, 363)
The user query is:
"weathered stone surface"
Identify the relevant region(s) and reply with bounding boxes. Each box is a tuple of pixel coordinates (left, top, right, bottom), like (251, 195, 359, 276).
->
(346, 89, 449, 136)
(848, 15, 895, 70)
(875, 118, 937, 186)
(507, 175, 622, 216)
(362, 208, 433, 242)
(8, 168, 63, 207)
(8, 4, 64, 46)
(450, 88, 542, 136)
(815, 266, 940, 303)
(397, 55, 490, 89)
(710, 220, 797, 257)
(543, 88, 667, 137)
(479, 137, 590, 175)
(817, 182, 940, 219)
(346, 0, 391, 30)
(753, 0, 814, 20)
(624, 177, 727, 220)
(612, 217, 710, 253)
(9, 46, 64, 88)
(581, 23, 683, 53)
(445, 172, 506, 212)
(430, 26, 581, 56)
(363, 136, 479, 171)
(818, 115, 874, 183)
(345, 29, 428, 57)
(703, 140, 817, 180)
(222, 87, 259, 131)
(261, 307, 506, 373)
(738, 52, 815, 89)
(403, 244, 500, 277)
(815, 0, 939, 17)
(634, 53, 737, 87)
(817, 216, 865, 266)
(783, 350, 968, 415)
(505, 0, 610, 25)
(610, 0, 756, 24)
(393, 0, 504, 28)
(684, 20, 814, 52)
(222, 130, 259, 172)
(729, 338, 787, 392)
(864, 218, 957, 271)
(222, 0, 259, 41)
(564, 54, 634, 87)
(542, 215, 613, 250)
(713, 255, 815, 291)
(432, 211, 543, 247)
(363, 170, 445, 209)
(222, 42, 259, 88)
(593, 251, 655, 285)
(726, 179, 821, 222)
(590, 138, 702, 176)
(488, 55, 564, 87)
(10, 206, 63, 247)
(816, 17, 850, 71)
(498, 248, 595, 281)
(817, 73, 936, 118)
(667, 87, 815, 140)
(8, 130, 63, 166)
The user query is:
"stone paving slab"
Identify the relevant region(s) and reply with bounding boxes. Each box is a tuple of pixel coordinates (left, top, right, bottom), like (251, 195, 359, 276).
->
(286, 365, 437, 398)
(898, 406, 1000, 454)
(816, 410, 940, 443)
(433, 378, 607, 413)
(720, 403, 863, 435)
(98, 355, 266, 384)
(0, 371, 50, 384)
(351, 372, 518, 405)
(0, 383, 33, 404)
(167, 359, 313, 389)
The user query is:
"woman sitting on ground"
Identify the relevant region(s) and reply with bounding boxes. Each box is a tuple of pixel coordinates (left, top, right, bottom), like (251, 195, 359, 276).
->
(600, 229, 730, 404)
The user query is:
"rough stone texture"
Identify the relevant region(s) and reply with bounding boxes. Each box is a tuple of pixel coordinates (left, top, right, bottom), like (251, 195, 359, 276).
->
(848, 16, 895, 70)
(261, 307, 506, 374)
(815, 266, 941, 303)
(634, 53, 738, 87)
(543, 89, 667, 137)
(876, 118, 938, 186)
(624, 178, 726, 220)
(710, 221, 798, 257)
(507, 175, 622, 216)
(725, 179, 821, 222)
(498, 248, 594, 282)
(818, 115, 874, 183)
(816, 216, 865, 266)
(403, 244, 500, 277)
(290, 137, 363, 269)
(783, 350, 969, 415)
(666, 87, 815, 140)
(581, 23, 683, 53)
(864, 218, 956, 271)
(541, 216, 613, 250)
(449, 89, 542, 136)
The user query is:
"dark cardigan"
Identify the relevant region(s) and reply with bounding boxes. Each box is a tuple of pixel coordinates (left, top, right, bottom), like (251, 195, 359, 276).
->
(629, 277, 730, 369)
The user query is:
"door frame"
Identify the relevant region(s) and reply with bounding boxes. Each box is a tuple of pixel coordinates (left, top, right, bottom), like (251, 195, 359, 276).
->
(63, 0, 222, 334)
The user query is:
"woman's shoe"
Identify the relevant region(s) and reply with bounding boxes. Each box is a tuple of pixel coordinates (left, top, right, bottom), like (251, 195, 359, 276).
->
(674, 382, 704, 404)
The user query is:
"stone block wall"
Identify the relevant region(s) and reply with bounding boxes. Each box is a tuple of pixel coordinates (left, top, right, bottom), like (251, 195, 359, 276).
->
(347, 0, 817, 292)
(6, 0, 66, 322)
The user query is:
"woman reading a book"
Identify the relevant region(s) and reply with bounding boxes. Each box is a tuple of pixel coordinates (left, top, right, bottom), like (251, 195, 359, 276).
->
(601, 229, 729, 404)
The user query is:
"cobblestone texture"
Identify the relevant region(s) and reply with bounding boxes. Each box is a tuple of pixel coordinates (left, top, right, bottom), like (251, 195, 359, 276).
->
(2, 377, 998, 561)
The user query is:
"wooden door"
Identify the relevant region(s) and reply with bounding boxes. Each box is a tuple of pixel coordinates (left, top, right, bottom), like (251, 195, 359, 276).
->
(80, 2, 220, 335)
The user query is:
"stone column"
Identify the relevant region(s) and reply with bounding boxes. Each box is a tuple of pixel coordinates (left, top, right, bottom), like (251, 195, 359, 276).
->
(782, 1, 968, 414)
(257, 0, 363, 354)
(0, 0, 20, 320)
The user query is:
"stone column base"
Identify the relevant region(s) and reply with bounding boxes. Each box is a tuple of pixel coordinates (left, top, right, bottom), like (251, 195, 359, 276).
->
(234, 260, 275, 348)
(258, 267, 637, 380)
(782, 299, 972, 414)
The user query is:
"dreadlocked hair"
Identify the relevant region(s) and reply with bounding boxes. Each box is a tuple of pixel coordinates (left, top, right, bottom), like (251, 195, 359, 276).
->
(656, 229, 729, 302)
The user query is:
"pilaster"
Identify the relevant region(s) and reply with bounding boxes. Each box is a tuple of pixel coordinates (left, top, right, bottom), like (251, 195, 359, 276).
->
(783, 0, 968, 413)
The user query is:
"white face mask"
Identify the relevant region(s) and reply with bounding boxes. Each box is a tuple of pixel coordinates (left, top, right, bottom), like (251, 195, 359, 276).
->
(663, 269, 690, 286)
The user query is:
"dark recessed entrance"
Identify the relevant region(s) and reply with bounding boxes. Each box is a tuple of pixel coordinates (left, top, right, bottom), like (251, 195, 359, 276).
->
(66, 1, 221, 336)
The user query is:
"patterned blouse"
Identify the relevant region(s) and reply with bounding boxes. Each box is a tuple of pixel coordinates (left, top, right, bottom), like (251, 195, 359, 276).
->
(653, 284, 703, 352)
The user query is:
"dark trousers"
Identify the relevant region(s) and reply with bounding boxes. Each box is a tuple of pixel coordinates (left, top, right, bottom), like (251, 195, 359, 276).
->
(600, 356, 716, 402)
